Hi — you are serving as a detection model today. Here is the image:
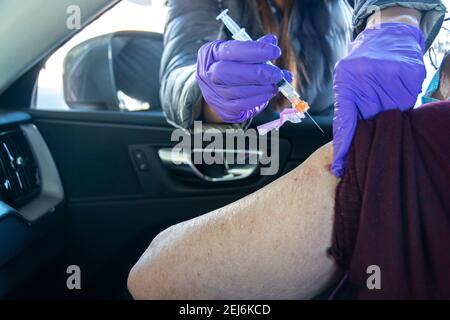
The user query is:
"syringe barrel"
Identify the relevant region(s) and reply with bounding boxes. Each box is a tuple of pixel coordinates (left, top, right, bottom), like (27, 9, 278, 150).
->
(217, 9, 300, 103)
(276, 79, 300, 100)
(232, 28, 253, 41)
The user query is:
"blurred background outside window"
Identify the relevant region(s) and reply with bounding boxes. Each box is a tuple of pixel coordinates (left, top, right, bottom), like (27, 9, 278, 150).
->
(35, 0, 450, 110)
(36, 0, 168, 110)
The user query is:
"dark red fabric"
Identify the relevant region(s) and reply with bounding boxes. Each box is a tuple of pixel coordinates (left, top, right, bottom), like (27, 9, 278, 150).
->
(329, 102, 450, 299)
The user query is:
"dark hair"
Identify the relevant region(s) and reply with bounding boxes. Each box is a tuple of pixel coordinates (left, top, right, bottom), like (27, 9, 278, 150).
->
(257, 0, 352, 111)
(258, 0, 300, 110)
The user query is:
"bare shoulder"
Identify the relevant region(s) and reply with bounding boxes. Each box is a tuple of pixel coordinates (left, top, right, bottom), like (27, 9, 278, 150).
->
(259, 142, 336, 219)
(128, 142, 340, 299)
(294, 142, 334, 177)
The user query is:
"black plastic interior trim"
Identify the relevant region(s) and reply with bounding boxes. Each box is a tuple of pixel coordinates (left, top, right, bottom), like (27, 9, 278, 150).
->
(28, 109, 172, 127)
(0, 201, 30, 225)
(33, 117, 292, 203)
(0, 111, 31, 126)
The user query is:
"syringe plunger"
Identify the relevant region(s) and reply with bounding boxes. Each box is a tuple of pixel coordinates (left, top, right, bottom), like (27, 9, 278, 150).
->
(216, 9, 241, 36)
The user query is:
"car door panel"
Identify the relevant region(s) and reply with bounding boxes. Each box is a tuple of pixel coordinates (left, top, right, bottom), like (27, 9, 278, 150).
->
(14, 108, 332, 298)
(30, 111, 295, 200)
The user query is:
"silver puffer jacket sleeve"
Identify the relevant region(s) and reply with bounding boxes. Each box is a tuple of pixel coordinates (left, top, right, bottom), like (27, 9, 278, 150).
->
(160, 0, 225, 129)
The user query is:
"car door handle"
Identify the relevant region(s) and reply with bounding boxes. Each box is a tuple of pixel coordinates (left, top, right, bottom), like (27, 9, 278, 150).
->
(158, 148, 262, 182)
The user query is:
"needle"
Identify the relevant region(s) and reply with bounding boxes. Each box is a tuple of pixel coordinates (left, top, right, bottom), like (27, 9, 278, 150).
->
(305, 111, 325, 134)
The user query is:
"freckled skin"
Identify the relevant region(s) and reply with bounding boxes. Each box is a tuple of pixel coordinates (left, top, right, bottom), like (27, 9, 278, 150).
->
(128, 142, 340, 300)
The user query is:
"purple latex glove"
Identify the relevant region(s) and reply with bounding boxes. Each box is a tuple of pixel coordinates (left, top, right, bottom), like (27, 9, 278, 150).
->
(196, 34, 293, 123)
(332, 23, 426, 177)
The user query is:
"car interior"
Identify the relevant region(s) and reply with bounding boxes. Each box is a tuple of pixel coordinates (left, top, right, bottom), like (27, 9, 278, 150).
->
(0, 0, 333, 299)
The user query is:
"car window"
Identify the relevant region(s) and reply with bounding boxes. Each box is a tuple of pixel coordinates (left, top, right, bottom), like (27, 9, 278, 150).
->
(34, 0, 449, 112)
(35, 0, 168, 112)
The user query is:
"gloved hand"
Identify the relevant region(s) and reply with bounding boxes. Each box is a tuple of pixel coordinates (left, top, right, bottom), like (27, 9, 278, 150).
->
(332, 23, 426, 177)
(196, 34, 292, 123)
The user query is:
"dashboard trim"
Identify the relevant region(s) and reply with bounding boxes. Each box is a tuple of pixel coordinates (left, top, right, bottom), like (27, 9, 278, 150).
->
(18, 124, 64, 223)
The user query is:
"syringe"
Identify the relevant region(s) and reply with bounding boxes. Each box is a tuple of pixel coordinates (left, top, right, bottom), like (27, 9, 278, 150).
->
(216, 9, 324, 134)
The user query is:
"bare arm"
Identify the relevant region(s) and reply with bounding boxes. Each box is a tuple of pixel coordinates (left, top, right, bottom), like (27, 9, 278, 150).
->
(128, 143, 341, 300)
(366, 7, 421, 28)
